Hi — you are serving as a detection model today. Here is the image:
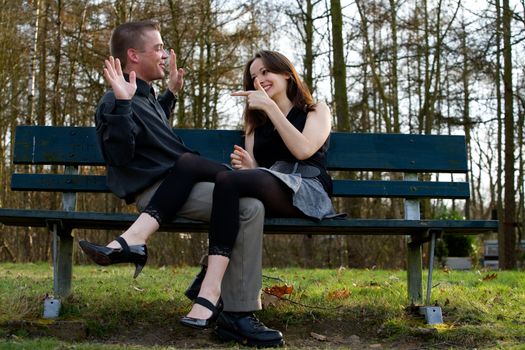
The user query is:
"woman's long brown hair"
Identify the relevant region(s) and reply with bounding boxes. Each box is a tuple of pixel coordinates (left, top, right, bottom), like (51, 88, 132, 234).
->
(242, 50, 316, 134)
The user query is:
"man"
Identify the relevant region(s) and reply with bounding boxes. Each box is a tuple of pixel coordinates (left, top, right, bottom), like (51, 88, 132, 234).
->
(89, 20, 283, 347)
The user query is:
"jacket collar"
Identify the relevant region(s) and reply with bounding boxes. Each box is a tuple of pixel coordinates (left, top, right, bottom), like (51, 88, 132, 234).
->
(123, 73, 155, 97)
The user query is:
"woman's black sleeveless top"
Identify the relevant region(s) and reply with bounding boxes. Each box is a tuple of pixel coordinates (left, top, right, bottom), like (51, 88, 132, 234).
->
(253, 107, 333, 194)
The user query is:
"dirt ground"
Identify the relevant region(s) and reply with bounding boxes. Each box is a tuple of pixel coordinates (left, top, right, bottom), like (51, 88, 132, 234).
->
(98, 320, 444, 349)
(3, 318, 470, 349)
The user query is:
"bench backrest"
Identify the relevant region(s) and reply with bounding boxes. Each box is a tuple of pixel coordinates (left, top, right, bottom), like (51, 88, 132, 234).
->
(11, 125, 470, 200)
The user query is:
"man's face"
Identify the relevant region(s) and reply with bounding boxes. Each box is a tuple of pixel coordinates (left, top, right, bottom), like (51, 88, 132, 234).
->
(134, 29, 168, 83)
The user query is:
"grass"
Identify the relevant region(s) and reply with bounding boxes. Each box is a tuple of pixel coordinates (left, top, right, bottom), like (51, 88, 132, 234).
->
(0, 263, 524, 349)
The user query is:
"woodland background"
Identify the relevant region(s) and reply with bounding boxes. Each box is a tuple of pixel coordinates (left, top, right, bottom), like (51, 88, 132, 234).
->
(0, 0, 523, 269)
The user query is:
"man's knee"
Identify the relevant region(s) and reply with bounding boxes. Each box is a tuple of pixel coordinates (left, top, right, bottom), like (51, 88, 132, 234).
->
(238, 198, 264, 221)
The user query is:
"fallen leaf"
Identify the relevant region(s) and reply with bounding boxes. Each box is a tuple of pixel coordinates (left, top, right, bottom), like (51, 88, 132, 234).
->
(310, 332, 327, 341)
(263, 284, 293, 298)
(327, 289, 351, 300)
(482, 273, 497, 281)
(261, 293, 280, 309)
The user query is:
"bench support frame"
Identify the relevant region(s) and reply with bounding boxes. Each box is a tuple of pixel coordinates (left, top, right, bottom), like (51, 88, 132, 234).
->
(49, 221, 73, 298)
(43, 165, 78, 316)
(419, 229, 444, 324)
(405, 173, 423, 304)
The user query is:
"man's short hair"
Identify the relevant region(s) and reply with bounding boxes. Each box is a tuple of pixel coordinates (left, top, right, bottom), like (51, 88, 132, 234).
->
(109, 20, 161, 68)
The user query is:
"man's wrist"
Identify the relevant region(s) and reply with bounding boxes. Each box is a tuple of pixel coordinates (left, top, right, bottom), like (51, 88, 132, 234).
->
(114, 99, 132, 115)
(168, 85, 180, 95)
(167, 88, 178, 99)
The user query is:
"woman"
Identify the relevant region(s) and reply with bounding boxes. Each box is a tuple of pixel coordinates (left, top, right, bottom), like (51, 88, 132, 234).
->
(179, 50, 336, 329)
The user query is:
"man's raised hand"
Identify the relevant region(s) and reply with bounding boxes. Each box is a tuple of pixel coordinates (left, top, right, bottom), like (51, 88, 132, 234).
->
(167, 49, 185, 94)
(103, 56, 137, 100)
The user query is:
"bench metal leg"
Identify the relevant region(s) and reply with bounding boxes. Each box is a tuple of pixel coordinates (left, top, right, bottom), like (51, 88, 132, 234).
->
(404, 174, 423, 305)
(51, 223, 73, 298)
(407, 237, 423, 304)
(43, 222, 72, 318)
(425, 230, 437, 305)
(419, 229, 443, 324)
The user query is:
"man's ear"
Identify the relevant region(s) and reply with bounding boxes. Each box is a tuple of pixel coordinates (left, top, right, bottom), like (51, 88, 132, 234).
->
(127, 48, 140, 65)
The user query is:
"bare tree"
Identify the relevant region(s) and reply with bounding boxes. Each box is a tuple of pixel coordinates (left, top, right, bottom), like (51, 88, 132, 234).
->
(500, 0, 517, 268)
(330, 0, 350, 131)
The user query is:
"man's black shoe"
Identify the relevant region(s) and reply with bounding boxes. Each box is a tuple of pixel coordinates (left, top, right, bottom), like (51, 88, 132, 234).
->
(215, 311, 284, 347)
(184, 265, 206, 301)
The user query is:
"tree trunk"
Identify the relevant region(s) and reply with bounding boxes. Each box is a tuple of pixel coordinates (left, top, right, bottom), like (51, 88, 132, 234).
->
(388, 0, 400, 133)
(51, 0, 62, 126)
(495, 0, 506, 266)
(500, 0, 517, 268)
(303, 0, 315, 93)
(460, 20, 472, 220)
(27, 0, 41, 124)
(330, 0, 349, 131)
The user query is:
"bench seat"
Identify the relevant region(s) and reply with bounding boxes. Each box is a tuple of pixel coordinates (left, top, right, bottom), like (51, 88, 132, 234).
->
(0, 208, 497, 234)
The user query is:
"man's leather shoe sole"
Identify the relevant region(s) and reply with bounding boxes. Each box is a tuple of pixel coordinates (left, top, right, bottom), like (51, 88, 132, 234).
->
(215, 326, 284, 347)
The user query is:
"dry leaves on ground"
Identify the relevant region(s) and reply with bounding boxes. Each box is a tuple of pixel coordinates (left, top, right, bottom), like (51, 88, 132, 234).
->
(263, 284, 294, 297)
(262, 284, 294, 309)
(482, 273, 497, 281)
(327, 289, 351, 300)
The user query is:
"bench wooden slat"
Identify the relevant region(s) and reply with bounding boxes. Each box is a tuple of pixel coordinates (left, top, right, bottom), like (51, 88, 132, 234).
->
(11, 173, 470, 199)
(332, 179, 469, 198)
(0, 208, 498, 234)
(328, 132, 468, 172)
(13, 126, 243, 166)
(11, 174, 108, 192)
(14, 126, 468, 173)
(14, 126, 105, 165)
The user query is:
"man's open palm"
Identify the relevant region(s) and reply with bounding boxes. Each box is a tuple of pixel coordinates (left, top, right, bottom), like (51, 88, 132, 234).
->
(103, 56, 137, 100)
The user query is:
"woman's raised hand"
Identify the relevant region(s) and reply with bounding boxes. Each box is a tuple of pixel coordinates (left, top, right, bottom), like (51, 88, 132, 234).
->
(230, 145, 256, 170)
(231, 78, 273, 112)
(103, 56, 137, 100)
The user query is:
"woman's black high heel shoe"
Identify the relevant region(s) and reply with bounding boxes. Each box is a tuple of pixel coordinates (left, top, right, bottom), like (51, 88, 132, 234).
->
(180, 297, 223, 330)
(78, 237, 147, 278)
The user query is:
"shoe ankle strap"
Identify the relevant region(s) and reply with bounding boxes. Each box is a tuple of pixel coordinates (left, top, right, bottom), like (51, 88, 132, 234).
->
(116, 236, 130, 252)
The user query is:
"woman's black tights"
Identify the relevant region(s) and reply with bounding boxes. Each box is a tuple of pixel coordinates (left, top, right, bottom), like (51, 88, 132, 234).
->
(208, 169, 304, 257)
(143, 152, 228, 224)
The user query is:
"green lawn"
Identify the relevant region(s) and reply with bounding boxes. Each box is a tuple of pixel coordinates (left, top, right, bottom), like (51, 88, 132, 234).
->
(0, 263, 523, 349)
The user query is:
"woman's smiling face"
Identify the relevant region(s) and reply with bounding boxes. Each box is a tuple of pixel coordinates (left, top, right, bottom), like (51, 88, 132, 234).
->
(249, 58, 290, 100)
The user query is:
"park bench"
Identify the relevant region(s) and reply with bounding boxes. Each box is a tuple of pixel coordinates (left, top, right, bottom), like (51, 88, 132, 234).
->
(0, 125, 498, 321)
